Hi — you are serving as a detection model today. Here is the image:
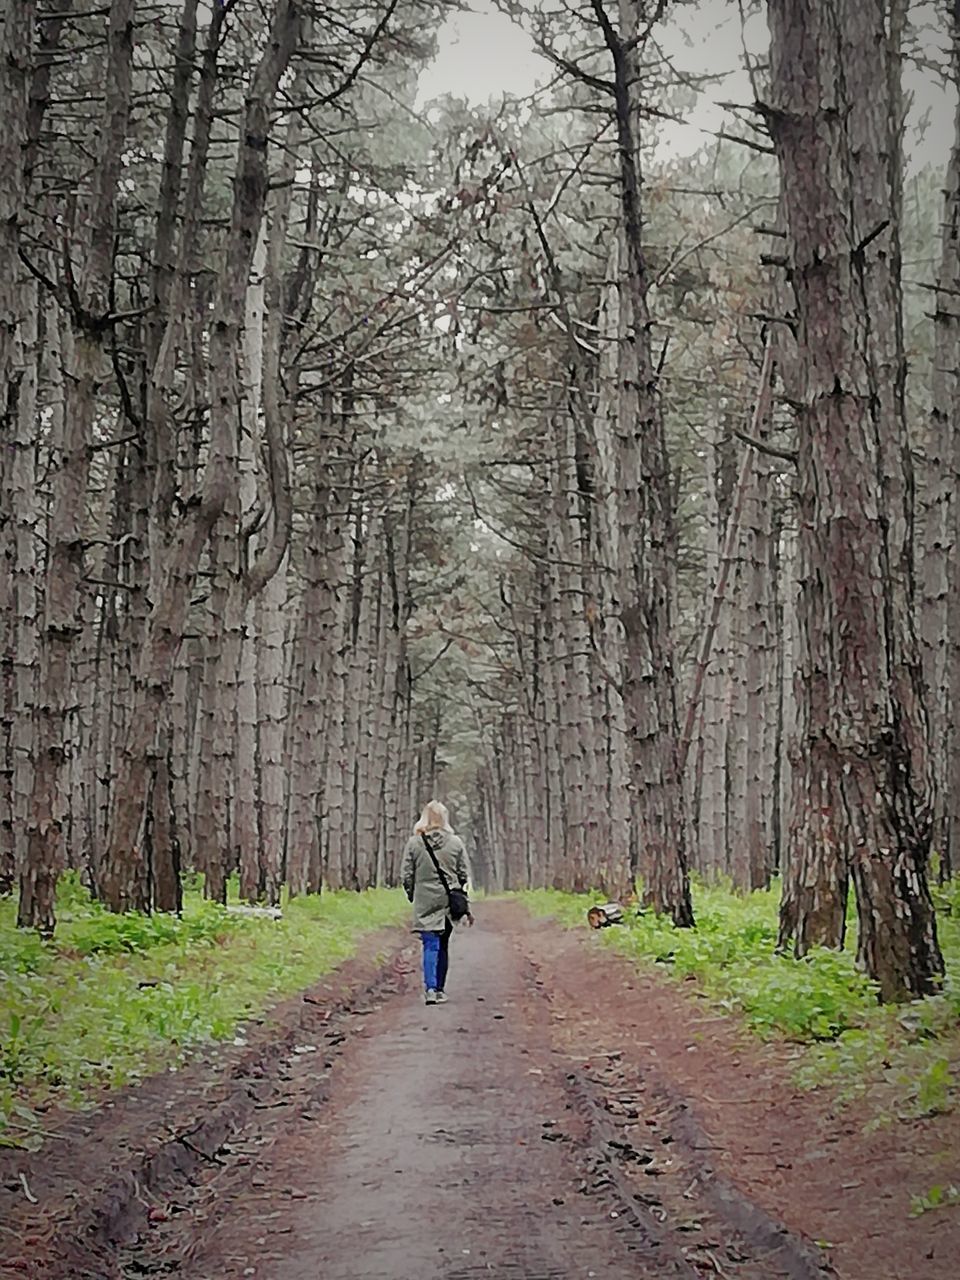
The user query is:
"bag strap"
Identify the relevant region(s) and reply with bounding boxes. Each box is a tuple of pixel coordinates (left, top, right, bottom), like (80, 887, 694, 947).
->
(421, 833, 454, 905)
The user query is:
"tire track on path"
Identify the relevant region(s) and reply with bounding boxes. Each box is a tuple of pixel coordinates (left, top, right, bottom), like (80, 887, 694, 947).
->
(128, 904, 829, 1280)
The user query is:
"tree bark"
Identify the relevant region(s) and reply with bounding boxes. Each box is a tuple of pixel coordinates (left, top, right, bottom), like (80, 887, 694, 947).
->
(928, 1, 960, 878)
(4, 278, 39, 899)
(235, 225, 268, 902)
(698, 415, 728, 879)
(597, 0, 692, 924)
(743, 425, 773, 891)
(0, 2, 37, 891)
(287, 393, 347, 896)
(21, 0, 136, 929)
(101, 0, 301, 911)
(256, 556, 288, 903)
(768, 0, 943, 999)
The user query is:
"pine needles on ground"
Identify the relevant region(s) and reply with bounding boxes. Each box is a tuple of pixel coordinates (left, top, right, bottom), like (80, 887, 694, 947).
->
(518, 882, 960, 1126)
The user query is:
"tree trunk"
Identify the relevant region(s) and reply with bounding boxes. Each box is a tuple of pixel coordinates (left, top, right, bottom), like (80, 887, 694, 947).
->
(170, 639, 196, 874)
(743, 439, 773, 892)
(24, 0, 137, 928)
(0, 0, 35, 403)
(101, 0, 300, 911)
(235, 225, 268, 902)
(540, 571, 568, 888)
(149, 731, 182, 913)
(0, 0, 38, 893)
(597, 1, 692, 923)
(929, 1, 960, 878)
(768, 0, 943, 999)
(5, 278, 39, 900)
(287, 401, 347, 895)
(590, 267, 632, 889)
(728, 550, 751, 889)
(257, 556, 288, 903)
(699, 416, 729, 879)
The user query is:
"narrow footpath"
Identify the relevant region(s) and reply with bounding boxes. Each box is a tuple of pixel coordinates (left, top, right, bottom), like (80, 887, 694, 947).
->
(121, 905, 830, 1280)
(174, 920, 645, 1280)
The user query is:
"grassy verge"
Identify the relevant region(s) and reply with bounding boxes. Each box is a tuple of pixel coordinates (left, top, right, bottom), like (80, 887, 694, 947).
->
(516, 880, 960, 1126)
(0, 876, 407, 1150)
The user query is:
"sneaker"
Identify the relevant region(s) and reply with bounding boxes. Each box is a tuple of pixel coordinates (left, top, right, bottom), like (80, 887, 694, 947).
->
(425, 989, 437, 1005)
(435, 991, 448, 1003)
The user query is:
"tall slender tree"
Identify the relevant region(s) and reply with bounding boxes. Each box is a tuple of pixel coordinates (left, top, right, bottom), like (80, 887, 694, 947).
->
(21, 0, 136, 930)
(923, 0, 960, 879)
(593, 0, 692, 923)
(768, 0, 943, 999)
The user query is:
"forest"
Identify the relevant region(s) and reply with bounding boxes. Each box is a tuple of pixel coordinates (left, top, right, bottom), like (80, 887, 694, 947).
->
(2, 0, 960, 1274)
(3, 0, 958, 988)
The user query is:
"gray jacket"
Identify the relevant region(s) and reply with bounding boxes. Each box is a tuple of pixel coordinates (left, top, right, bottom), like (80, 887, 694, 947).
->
(401, 829, 469, 932)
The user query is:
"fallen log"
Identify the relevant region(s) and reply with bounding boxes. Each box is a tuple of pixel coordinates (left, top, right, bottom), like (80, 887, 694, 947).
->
(586, 902, 625, 929)
(226, 904, 283, 920)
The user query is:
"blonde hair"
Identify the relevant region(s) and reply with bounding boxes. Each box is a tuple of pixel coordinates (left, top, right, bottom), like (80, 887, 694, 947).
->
(414, 799, 453, 835)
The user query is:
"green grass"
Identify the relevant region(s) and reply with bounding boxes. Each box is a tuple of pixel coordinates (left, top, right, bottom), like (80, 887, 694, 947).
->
(0, 875, 407, 1150)
(516, 879, 960, 1124)
(909, 1182, 960, 1217)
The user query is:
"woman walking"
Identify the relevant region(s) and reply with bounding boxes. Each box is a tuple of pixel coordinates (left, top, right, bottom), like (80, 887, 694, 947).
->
(401, 800, 471, 1005)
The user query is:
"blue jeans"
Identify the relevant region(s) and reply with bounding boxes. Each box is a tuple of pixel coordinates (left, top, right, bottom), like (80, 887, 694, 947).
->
(419, 920, 452, 991)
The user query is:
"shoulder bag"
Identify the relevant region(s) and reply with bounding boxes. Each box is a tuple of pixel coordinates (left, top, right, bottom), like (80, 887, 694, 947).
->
(421, 834, 471, 922)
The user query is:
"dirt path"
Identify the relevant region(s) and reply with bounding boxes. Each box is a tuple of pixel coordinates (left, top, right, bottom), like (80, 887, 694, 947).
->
(120, 905, 830, 1280)
(4, 903, 956, 1280)
(170, 917, 646, 1280)
(512, 913, 960, 1280)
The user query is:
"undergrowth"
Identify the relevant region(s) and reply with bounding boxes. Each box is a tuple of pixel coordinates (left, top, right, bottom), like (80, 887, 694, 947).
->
(0, 875, 406, 1150)
(517, 879, 960, 1126)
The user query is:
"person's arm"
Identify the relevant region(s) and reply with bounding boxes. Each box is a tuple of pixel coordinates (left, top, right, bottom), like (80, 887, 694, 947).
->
(455, 840, 470, 889)
(401, 839, 416, 902)
(456, 842, 475, 924)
